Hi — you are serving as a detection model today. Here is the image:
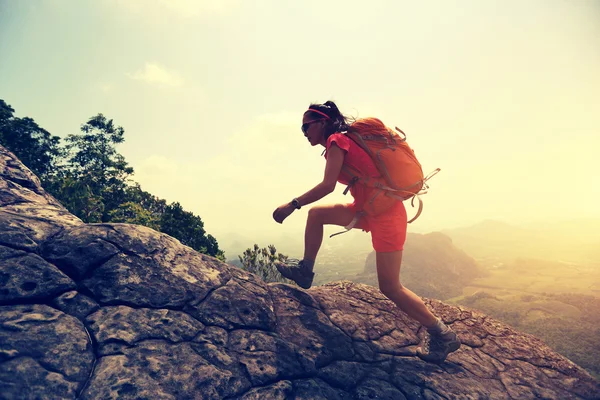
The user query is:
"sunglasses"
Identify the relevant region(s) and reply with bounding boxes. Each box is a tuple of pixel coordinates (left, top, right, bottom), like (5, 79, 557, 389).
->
(301, 119, 324, 135)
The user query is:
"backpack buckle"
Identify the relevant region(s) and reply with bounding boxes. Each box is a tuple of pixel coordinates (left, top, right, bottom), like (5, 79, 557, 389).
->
(343, 176, 359, 195)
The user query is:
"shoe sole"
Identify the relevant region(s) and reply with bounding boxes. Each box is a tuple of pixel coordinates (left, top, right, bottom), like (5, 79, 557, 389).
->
(446, 340, 461, 353)
(293, 273, 314, 290)
(416, 339, 461, 363)
(297, 280, 313, 289)
(276, 264, 314, 289)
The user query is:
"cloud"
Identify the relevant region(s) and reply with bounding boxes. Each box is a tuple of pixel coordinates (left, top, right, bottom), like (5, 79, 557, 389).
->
(127, 63, 183, 87)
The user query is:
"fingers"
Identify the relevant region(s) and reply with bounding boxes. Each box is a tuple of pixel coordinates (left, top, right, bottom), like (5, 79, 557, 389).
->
(273, 209, 283, 224)
(273, 205, 291, 224)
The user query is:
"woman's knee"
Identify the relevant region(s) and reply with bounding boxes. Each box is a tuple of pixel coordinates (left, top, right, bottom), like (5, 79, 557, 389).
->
(307, 206, 325, 223)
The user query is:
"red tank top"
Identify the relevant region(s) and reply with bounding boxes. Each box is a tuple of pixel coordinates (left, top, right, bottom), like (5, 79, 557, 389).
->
(324, 133, 381, 211)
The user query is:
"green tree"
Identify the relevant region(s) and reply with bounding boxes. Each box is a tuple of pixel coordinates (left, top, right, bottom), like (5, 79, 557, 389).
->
(0, 100, 13, 121)
(160, 202, 224, 259)
(62, 113, 133, 222)
(238, 244, 291, 284)
(109, 202, 161, 230)
(123, 183, 167, 216)
(108, 183, 166, 229)
(0, 99, 64, 182)
(51, 173, 104, 222)
(0, 101, 225, 260)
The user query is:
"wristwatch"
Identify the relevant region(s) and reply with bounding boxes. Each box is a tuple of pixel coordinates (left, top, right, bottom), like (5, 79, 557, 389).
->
(291, 198, 301, 210)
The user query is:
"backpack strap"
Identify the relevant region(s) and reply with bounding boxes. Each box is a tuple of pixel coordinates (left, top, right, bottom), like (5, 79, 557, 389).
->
(340, 165, 364, 195)
(393, 126, 407, 142)
(408, 195, 424, 224)
(423, 168, 441, 182)
(329, 211, 365, 238)
(372, 180, 424, 199)
(339, 163, 441, 224)
(384, 192, 424, 223)
(383, 168, 440, 223)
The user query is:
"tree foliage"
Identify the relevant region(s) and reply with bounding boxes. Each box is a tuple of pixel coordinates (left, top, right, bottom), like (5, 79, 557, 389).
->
(0, 99, 224, 259)
(0, 100, 63, 181)
(59, 114, 133, 222)
(160, 202, 224, 259)
(238, 244, 291, 284)
(109, 202, 161, 231)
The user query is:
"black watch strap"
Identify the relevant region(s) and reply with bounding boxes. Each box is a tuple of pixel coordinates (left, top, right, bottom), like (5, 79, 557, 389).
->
(291, 198, 301, 210)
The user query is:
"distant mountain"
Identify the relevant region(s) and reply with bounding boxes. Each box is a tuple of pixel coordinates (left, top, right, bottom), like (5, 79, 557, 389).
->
(442, 219, 600, 265)
(449, 290, 600, 379)
(521, 218, 600, 240)
(355, 232, 484, 300)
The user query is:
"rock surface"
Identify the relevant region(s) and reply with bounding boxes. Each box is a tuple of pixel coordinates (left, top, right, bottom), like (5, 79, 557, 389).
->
(1, 144, 599, 399)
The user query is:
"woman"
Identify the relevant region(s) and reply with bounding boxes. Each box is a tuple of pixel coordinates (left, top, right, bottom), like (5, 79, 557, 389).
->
(272, 101, 461, 363)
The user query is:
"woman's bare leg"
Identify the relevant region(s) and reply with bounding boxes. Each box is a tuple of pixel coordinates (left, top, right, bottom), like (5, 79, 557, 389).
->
(375, 250, 438, 328)
(276, 204, 362, 289)
(303, 207, 435, 329)
(303, 204, 363, 261)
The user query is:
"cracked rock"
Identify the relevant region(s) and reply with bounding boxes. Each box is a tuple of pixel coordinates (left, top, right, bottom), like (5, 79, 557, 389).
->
(1, 143, 599, 399)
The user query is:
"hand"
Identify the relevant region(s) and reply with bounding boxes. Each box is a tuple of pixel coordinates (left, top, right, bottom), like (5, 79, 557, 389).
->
(273, 202, 295, 224)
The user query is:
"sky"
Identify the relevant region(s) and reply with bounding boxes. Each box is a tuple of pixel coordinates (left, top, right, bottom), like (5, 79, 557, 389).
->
(0, 0, 599, 255)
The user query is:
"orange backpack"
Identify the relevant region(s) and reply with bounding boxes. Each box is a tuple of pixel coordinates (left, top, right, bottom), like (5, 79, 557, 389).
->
(340, 117, 439, 223)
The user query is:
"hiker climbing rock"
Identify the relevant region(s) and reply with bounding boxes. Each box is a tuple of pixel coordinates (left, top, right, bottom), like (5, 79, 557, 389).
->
(272, 100, 460, 363)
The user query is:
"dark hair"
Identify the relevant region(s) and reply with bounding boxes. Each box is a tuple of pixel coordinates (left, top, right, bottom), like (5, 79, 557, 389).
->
(305, 100, 353, 140)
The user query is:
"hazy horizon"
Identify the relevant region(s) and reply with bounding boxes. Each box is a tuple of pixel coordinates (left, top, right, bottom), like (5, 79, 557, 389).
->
(1, 0, 598, 254)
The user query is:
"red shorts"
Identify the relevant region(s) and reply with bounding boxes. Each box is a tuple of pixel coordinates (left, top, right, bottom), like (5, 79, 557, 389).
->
(347, 201, 408, 252)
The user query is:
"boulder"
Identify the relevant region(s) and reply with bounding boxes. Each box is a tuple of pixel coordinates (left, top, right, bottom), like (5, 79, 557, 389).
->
(1, 144, 598, 399)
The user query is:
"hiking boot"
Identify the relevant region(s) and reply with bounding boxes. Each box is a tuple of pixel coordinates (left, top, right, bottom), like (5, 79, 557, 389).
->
(416, 328, 461, 363)
(275, 259, 315, 289)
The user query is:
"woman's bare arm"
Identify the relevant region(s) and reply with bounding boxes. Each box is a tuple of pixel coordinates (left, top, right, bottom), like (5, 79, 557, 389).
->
(273, 143, 345, 224)
(294, 143, 344, 207)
